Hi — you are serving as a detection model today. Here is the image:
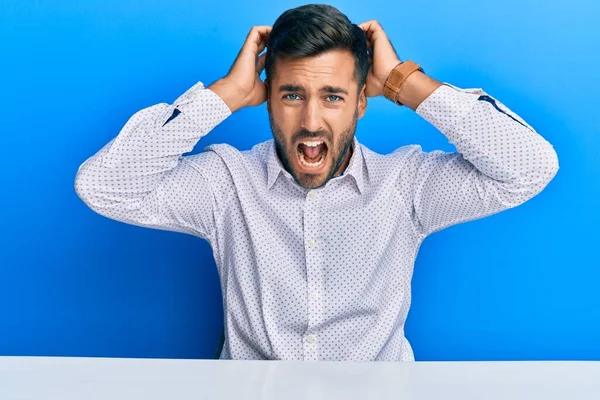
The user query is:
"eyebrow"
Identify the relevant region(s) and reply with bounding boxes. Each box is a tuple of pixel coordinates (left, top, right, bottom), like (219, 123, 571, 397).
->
(278, 84, 349, 96)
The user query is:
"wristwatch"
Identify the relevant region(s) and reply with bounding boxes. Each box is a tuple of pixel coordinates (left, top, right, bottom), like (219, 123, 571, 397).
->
(382, 60, 424, 106)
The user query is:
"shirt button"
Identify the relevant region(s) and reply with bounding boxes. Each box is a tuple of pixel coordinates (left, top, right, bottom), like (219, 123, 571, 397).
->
(308, 191, 317, 200)
(308, 239, 316, 248)
(311, 291, 320, 300)
(305, 334, 315, 344)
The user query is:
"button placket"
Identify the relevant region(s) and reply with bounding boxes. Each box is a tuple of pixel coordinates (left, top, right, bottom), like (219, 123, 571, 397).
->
(303, 189, 324, 361)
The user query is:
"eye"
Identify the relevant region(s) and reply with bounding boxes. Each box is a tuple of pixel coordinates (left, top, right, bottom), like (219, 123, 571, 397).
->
(283, 94, 301, 101)
(326, 95, 342, 102)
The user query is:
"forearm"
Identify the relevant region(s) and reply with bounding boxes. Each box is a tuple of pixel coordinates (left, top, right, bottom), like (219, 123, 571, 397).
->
(416, 84, 559, 187)
(396, 71, 443, 111)
(408, 83, 559, 236)
(75, 81, 230, 216)
(208, 78, 244, 113)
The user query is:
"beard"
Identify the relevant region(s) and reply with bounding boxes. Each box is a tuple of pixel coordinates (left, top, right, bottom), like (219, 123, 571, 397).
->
(268, 108, 358, 190)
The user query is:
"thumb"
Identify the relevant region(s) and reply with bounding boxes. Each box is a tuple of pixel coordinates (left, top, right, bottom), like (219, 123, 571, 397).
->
(256, 52, 266, 74)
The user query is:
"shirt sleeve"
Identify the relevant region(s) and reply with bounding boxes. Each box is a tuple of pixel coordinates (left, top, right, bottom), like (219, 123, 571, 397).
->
(74, 81, 232, 243)
(407, 83, 559, 236)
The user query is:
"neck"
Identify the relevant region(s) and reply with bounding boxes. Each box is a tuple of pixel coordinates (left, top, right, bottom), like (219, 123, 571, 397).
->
(334, 141, 353, 177)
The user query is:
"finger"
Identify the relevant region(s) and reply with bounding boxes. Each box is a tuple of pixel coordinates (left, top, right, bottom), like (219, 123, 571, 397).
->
(364, 22, 398, 62)
(360, 20, 388, 46)
(243, 26, 272, 55)
(358, 20, 371, 31)
(256, 52, 266, 73)
(360, 25, 377, 54)
(257, 40, 267, 55)
(256, 28, 271, 54)
(358, 20, 377, 36)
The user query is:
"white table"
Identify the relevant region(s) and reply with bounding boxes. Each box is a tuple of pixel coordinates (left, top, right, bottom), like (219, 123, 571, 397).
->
(1, 357, 599, 399)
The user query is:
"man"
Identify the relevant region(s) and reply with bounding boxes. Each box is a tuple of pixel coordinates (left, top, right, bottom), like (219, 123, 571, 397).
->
(74, 4, 559, 361)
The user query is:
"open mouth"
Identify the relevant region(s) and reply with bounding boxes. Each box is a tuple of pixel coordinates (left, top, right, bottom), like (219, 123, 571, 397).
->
(296, 140, 328, 172)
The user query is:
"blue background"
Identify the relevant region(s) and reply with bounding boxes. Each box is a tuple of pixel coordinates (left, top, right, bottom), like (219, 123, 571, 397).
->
(1, 0, 598, 361)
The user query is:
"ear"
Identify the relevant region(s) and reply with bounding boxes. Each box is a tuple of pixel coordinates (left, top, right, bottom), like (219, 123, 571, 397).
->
(357, 84, 367, 119)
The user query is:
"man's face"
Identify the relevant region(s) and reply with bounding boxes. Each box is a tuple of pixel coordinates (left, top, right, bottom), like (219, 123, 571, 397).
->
(267, 49, 367, 189)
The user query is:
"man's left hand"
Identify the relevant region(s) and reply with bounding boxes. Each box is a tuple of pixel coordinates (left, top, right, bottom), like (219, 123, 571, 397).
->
(358, 20, 402, 98)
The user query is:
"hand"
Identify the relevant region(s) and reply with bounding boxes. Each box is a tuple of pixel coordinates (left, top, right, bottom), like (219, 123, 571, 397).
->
(358, 20, 402, 98)
(209, 26, 271, 112)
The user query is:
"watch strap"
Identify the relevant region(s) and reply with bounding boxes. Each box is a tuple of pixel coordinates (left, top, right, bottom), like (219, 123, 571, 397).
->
(383, 60, 424, 106)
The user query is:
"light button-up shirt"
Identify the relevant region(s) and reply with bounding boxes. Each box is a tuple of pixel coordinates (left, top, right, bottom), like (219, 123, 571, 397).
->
(75, 80, 559, 361)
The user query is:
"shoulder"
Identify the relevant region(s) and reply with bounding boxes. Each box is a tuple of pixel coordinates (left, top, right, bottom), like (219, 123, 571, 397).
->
(360, 142, 424, 183)
(184, 139, 270, 170)
(183, 140, 271, 191)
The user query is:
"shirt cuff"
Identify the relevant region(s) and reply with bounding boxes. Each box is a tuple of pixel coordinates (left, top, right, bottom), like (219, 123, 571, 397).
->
(173, 81, 232, 131)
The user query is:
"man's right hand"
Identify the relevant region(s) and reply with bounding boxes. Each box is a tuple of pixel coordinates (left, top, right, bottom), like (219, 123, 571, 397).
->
(208, 26, 272, 113)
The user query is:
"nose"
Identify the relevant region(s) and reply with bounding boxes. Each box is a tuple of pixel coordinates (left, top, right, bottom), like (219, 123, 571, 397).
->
(300, 98, 324, 133)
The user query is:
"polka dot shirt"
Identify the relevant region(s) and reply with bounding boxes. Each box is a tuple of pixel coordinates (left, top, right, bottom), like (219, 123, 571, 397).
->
(75, 80, 559, 361)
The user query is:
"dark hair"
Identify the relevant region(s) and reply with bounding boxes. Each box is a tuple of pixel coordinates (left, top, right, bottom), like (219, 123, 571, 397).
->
(265, 4, 368, 94)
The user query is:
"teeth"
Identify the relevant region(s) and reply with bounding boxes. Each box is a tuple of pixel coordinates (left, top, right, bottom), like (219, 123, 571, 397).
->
(300, 141, 324, 147)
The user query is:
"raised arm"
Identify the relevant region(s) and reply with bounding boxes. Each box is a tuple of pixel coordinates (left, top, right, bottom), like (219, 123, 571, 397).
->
(74, 82, 235, 241)
(358, 20, 559, 236)
(74, 26, 272, 242)
(408, 82, 559, 236)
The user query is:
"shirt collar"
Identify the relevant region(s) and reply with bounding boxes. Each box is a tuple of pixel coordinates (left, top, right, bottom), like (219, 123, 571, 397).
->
(266, 135, 366, 194)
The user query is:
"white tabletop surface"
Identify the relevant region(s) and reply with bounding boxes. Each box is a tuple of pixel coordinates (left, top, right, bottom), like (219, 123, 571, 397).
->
(1, 356, 599, 399)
